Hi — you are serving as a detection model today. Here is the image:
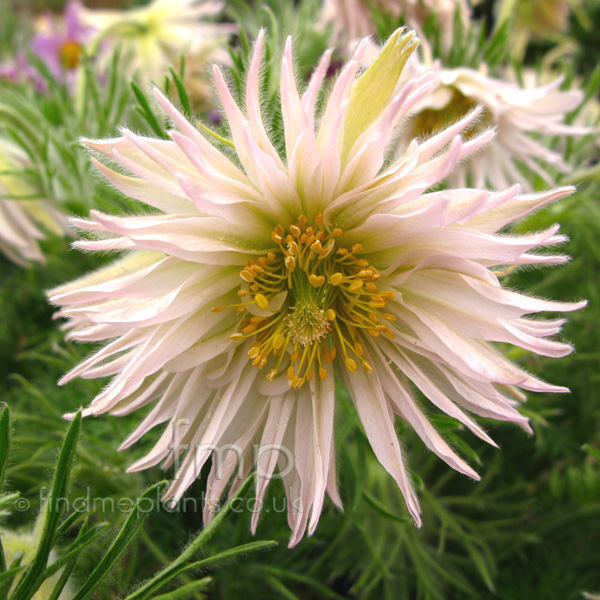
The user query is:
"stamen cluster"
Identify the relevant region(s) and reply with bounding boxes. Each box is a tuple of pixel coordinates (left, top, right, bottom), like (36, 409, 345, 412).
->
(213, 213, 398, 389)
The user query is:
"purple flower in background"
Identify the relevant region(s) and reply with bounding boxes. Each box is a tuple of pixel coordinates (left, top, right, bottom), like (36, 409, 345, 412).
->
(0, 53, 44, 91)
(31, 1, 92, 82)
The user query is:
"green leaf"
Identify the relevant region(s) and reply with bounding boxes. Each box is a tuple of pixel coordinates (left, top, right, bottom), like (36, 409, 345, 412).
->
(196, 122, 234, 148)
(0, 551, 24, 600)
(156, 541, 277, 588)
(0, 405, 9, 491)
(446, 431, 482, 466)
(0, 565, 25, 590)
(264, 574, 301, 600)
(583, 444, 600, 462)
(47, 560, 77, 600)
(71, 480, 167, 600)
(11, 412, 82, 600)
(363, 491, 411, 524)
(148, 577, 212, 600)
(123, 475, 275, 600)
(131, 82, 168, 139)
(260, 566, 349, 600)
(55, 507, 87, 540)
(0, 538, 5, 576)
(46, 516, 92, 600)
(168, 68, 191, 116)
(37, 520, 109, 585)
(81, 55, 104, 132)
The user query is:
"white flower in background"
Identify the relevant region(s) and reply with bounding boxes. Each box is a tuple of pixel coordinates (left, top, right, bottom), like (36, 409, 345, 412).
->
(49, 29, 584, 545)
(323, 0, 470, 47)
(400, 60, 587, 190)
(81, 0, 234, 86)
(523, 64, 600, 151)
(0, 139, 68, 266)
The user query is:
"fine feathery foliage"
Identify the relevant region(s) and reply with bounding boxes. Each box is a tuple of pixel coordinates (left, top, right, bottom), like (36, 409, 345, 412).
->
(0, 405, 276, 600)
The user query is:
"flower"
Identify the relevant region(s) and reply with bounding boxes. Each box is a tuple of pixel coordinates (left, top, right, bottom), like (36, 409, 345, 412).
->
(0, 138, 68, 265)
(323, 0, 470, 47)
(49, 29, 584, 544)
(0, 2, 90, 92)
(400, 61, 588, 190)
(80, 0, 234, 87)
(0, 53, 44, 92)
(32, 1, 91, 84)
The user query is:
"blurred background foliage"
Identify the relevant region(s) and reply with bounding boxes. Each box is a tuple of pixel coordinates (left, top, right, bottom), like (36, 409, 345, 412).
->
(0, 0, 599, 599)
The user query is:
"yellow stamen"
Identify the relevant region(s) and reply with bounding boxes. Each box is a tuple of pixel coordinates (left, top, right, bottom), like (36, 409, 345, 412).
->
(330, 272, 344, 286)
(255, 293, 269, 310)
(309, 274, 326, 287)
(369, 300, 386, 309)
(345, 358, 358, 373)
(273, 333, 285, 349)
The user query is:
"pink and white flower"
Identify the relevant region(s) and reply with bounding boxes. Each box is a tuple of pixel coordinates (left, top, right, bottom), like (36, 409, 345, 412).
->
(0, 139, 68, 266)
(49, 30, 584, 544)
(323, 0, 470, 47)
(400, 61, 587, 190)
